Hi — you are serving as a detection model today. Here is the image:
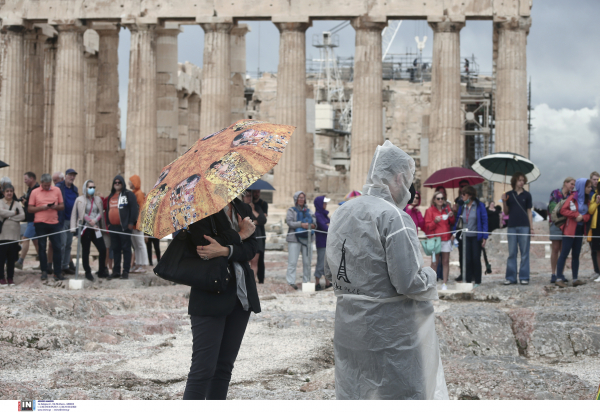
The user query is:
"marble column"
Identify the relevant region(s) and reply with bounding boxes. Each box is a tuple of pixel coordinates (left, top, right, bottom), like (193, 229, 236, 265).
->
(349, 18, 386, 192)
(495, 17, 531, 156)
(52, 23, 86, 176)
(94, 23, 123, 192)
(23, 29, 46, 189)
(0, 27, 25, 191)
(43, 38, 57, 174)
(272, 22, 310, 205)
(84, 50, 99, 180)
(177, 90, 189, 155)
(188, 93, 200, 149)
(156, 24, 180, 168)
(230, 24, 250, 124)
(125, 24, 158, 194)
(199, 23, 233, 138)
(427, 19, 464, 175)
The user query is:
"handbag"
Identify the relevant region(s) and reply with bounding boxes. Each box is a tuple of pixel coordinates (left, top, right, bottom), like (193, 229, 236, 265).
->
(0, 200, 15, 234)
(482, 247, 492, 274)
(153, 215, 232, 293)
(420, 236, 442, 262)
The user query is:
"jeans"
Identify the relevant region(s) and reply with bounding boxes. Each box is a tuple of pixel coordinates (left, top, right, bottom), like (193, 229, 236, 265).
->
(464, 236, 483, 284)
(556, 225, 584, 281)
(0, 241, 19, 280)
(456, 235, 464, 280)
(257, 250, 265, 284)
(314, 247, 326, 279)
(505, 226, 530, 282)
(109, 224, 132, 275)
(35, 222, 63, 274)
(183, 300, 251, 400)
(60, 220, 74, 269)
(80, 228, 107, 275)
(146, 237, 161, 265)
(286, 241, 310, 285)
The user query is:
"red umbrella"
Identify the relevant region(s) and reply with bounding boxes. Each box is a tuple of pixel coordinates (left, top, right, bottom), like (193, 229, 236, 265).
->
(423, 167, 484, 189)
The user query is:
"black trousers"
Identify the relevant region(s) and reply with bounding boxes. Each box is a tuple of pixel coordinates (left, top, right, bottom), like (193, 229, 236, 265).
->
(464, 236, 483, 284)
(183, 300, 251, 400)
(80, 228, 107, 275)
(146, 237, 161, 265)
(592, 249, 599, 274)
(257, 250, 265, 284)
(109, 225, 132, 275)
(0, 241, 19, 280)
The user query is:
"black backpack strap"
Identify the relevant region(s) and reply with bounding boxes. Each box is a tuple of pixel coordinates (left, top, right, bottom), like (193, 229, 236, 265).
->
(210, 215, 218, 236)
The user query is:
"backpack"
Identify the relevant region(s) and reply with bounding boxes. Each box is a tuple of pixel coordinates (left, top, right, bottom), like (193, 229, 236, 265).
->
(551, 197, 569, 228)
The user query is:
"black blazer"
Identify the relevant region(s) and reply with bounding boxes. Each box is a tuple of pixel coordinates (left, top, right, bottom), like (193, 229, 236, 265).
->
(187, 198, 261, 317)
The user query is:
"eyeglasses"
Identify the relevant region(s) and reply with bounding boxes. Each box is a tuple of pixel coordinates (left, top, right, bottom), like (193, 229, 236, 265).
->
(435, 197, 445, 201)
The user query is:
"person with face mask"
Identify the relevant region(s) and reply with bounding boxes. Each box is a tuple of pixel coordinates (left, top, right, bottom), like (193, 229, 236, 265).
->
(27, 173, 65, 281)
(324, 140, 447, 400)
(70, 180, 108, 281)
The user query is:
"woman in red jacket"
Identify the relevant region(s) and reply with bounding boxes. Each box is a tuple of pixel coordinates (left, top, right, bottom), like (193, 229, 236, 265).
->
(555, 178, 592, 288)
(424, 191, 455, 289)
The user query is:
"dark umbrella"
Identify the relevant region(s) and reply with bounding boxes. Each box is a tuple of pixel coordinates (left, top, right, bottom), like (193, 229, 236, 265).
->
(247, 179, 275, 191)
(0, 161, 9, 168)
(423, 167, 484, 188)
(472, 152, 540, 184)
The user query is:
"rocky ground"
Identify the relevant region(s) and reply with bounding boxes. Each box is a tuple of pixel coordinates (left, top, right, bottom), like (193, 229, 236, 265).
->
(1, 220, 599, 400)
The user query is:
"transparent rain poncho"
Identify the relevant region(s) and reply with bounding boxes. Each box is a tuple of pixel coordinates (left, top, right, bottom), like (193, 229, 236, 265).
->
(325, 140, 448, 400)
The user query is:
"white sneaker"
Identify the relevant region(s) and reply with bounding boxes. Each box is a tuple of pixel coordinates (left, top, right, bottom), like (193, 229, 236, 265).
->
(441, 283, 447, 291)
(594, 276, 600, 282)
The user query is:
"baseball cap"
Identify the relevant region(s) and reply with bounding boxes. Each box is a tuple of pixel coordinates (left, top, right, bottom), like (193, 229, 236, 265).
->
(324, 197, 331, 202)
(66, 168, 78, 175)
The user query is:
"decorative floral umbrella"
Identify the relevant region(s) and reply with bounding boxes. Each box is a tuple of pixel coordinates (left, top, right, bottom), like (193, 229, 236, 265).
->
(139, 119, 296, 238)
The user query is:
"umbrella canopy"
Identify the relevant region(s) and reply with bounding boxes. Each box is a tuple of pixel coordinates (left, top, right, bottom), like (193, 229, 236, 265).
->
(423, 167, 484, 189)
(0, 161, 8, 168)
(472, 152, 540, 184)
(247, 179, 275, 191)
(139, 119, 295, 238)
(344, 190, 362, 201)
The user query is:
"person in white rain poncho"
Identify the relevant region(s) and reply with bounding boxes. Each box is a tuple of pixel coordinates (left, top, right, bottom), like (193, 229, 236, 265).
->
(324, 140, 448, 400)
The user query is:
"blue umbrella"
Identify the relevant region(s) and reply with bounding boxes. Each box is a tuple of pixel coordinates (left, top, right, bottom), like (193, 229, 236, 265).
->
(247, 180, 275, 191)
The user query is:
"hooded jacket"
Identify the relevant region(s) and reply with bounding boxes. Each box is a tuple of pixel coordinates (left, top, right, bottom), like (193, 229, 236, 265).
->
(404, 191, 425, 232)
(285, 191, 316, 243)
(588, 189, 599, 234)
(314, 195, 330, 248)
(324, 140, 447, 400)
(560, 190, 590, 238)
(106, 174, 139, 230)
(129, 175, 146, 211)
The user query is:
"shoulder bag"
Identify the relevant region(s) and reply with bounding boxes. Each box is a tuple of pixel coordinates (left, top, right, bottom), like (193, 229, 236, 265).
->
(0, 200, 15, 234)
(153, 215, 231, 293)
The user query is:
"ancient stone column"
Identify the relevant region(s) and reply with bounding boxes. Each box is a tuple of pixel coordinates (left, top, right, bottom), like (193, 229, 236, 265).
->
(177, 90, 189, 155)
(43, 37, 58, 174)
(188, 93, 200, 149)
(230, 24, 250, 124)
(495, 17, 531, 156)
(52, 23, 86, 176)
(125, 24, 158, 194)
(0, 27, 25, 191)
(23, 29, 46, 189)
(94, 23, 123, 192)
(84, 50, 99, 180)
(272, 22, 310, 205)
(349, 18, 386, 192)
(156, 24, 180, 168)
(199, 23, 233, 138)
(427, 19, 464, 175)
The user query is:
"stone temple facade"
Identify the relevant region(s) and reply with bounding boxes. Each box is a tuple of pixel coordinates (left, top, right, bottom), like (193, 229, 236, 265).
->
(0, 0, 532, 206)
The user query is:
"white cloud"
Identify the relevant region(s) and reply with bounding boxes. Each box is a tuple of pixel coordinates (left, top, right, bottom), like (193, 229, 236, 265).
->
(529, 103, 600, 204)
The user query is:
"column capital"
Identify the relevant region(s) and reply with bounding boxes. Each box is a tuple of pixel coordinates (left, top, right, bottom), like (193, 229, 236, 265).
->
(231, 24, 251, 37)
(156, 21, 182, 36)
(427, 19, 465, 33)
(274, 22, 311, 33)
(90, 22, 120, 36)
(494, 16, 532, 33)
(351, 17, 387, 32)
(199, 22, 234, 34)
(123, 23, 157, 33)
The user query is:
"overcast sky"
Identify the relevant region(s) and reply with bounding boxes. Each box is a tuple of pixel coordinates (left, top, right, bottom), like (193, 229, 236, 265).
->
(117, 0, 600, 204)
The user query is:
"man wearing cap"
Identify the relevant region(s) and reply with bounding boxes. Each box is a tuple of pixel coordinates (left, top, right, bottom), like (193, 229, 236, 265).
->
(314, 195, 332, 291)
(55, 169, 79, 274)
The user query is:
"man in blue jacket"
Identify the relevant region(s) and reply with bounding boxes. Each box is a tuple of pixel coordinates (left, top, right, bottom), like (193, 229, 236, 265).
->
(453, 185, 488, 285)
(55, 169, 79, 275)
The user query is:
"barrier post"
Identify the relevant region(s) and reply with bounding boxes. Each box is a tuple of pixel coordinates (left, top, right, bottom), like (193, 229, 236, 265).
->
(75, 226, 82, 280)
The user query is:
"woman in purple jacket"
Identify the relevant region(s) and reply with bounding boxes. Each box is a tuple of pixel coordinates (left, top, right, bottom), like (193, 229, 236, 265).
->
(314, 195, 333, 291)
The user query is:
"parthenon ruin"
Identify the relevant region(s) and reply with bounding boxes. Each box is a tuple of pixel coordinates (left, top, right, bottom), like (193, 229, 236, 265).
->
(0, 0, 532, 206)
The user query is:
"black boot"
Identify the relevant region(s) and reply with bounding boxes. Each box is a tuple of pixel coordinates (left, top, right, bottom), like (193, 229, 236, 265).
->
(85, 272, 95, 282)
